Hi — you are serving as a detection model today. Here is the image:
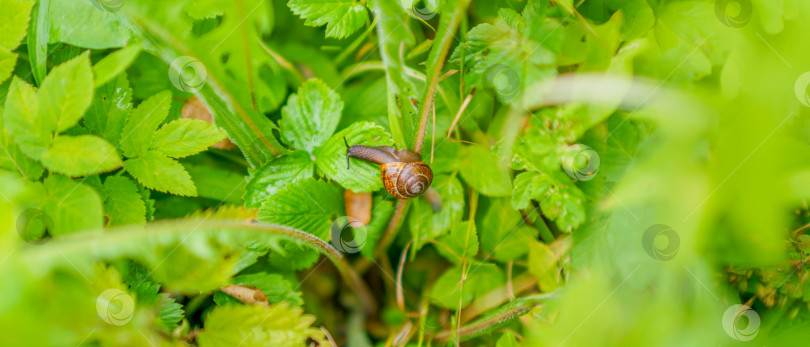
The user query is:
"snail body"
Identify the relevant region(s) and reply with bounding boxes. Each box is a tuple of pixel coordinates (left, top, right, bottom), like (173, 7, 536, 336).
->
(345, 138, 433, 199)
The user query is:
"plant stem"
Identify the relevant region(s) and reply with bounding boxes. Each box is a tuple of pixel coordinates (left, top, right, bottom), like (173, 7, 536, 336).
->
(432, 293, 556, 343)
(413, 0, 472, 153)
(21, 219, 377, 314)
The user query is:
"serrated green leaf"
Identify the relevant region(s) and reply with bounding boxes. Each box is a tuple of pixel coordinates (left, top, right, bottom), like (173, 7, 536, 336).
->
(124, 150, 197, 196)
(409, 174, 464, 249)
(288, 0, 369, 39)
(0, 106, 43, 180)
(151, 118, 226, 158)
(38, 52, 94, 133)
(40, 135, 122, 177)
(4, 77, 51, 158)
(459, 145, 512, 196)
(511, 171, 548, 210)
(103, 176, 146, 226)
(120, 91, 172, 158)
(84, 73, 132, 145)
(0, 0, 33, 84)
(92, 44, 141, 87)
(197, 303, 324, 347)
(0, 0, 33, 50)
(0, 49, 16, 85)
(257, 178, 342, 240)
(453, 14, 556, 103)
(244, 150, 315, 208)
(314, 121, 393, 192)
(155, 294, 184, 331)
(279, 79, 342, 153)
(42, 175, 103, 236)
(436, 221, 479, 263)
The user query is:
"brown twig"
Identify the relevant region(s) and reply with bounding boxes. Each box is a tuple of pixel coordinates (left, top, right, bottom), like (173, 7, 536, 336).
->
(396, 241, 414, 311)
(446, 87, 476, 138)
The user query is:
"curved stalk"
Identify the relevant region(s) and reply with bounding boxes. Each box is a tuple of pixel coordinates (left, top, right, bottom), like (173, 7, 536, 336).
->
(20, 219, 376, 314)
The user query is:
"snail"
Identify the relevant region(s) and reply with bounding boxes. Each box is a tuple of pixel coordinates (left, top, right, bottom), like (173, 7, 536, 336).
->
(344, 138, 433, 199)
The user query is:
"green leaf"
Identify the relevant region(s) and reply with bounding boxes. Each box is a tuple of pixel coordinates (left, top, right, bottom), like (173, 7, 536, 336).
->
(314, 121, 393, 192)
(453, 12, 556, 103)
(26, 0, 48, 85)
(92, 44, 142, 87)
(511, 171, 586, 232)
(496, 332, 519, 347)
(511, 171, 548, 210)
(279, 79, 343, 153)
(121, 1, 287, 166)
(481, 198, 539, 262)
(124, 150, 197, 196)
(3, 77, 51, 158)
(103, 176, 146, 226)
(40, 135, 122, 177)
(257, 178, 342, 240)
(372, 0, 418, 147)
(0, 106, 44, 180)
(0, 0, 34, 50)
(436, 221, 479, 263)
(151, 119, 226, 158)
(409, 174, 464, 249)
(287, 0, 369, 39)
(38, 52, 94, 133)
(155, 294, 184, 331)
(42, 175, 103, 236)
(120, 91, 172, 158)
(430, 263, 503, 309)
(49, 0, 131, 49)
(197, 304, 324, 347)
(0, 0, 33, 84)
(185, 165, 247, 205)
(528, 240, 560, 291)
(84, 73, 133, 145)
(244, 150, 315, 208)
(458, 145, 512, 196)
(0, 49, 16, 85)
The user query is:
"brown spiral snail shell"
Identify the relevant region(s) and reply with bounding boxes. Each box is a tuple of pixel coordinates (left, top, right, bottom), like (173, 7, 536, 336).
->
(344, 138, 433, 199)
